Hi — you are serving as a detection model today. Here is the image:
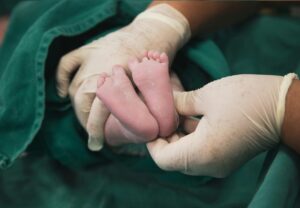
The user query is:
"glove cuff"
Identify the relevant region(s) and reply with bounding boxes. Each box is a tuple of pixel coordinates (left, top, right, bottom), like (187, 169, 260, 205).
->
(276, 73, 299, 135)
(135, 4, 191, 48)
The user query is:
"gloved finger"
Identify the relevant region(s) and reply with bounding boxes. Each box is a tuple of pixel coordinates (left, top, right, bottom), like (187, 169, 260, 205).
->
(165, 132, 181, 143)
(86, 96, 110, 151)
(56, 48, 87, 97)
(147, 117, 212, 174)
(174, 90, 204, 116)
(68, 62, 96, 99)
(147, 132, 199, 173)
(161, 129, 186, 144)
(68, 53, 132, 97)
(72, 75, 99, 128)
(170, 72, 184, 91)
(182, 116, 200, 133)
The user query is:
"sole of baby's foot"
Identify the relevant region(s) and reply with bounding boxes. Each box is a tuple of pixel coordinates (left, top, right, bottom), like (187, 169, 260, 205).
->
(105, 114, 157, 146)
(104, 114, 154, 149)
(96, 66, 159, 145)
(128, 51, 178, 137)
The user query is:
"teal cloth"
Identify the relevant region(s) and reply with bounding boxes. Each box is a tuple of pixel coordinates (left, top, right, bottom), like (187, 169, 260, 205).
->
(0, 0, 22, 16)
(1, 0, 300, 207)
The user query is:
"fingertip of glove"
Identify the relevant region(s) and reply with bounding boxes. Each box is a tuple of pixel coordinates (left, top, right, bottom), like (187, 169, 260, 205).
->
(56, 86, 68, 98)
(88, 136, 104, 151)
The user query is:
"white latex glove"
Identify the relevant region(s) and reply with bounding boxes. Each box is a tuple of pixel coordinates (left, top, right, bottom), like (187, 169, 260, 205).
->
(56, 4, 191, 151)
(147, 73, 297, 177)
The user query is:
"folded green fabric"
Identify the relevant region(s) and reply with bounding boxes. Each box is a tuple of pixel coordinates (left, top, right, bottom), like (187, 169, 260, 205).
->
(1, 0, 300, 207)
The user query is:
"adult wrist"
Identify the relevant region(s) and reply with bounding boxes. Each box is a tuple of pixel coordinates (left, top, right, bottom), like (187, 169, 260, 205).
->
(281, 78, 300, 153)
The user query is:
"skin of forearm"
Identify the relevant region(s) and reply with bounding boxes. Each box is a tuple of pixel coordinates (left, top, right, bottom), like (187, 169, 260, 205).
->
(282, 79, 300, 154)
(149, 1, 260, 36)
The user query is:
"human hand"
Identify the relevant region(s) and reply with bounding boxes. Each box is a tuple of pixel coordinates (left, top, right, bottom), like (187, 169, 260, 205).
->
(147, 74, 297, 177)
(55, 4, 191, 151)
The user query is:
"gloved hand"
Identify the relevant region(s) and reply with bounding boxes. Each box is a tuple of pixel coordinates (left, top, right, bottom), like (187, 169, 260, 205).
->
(55, 4, 191, 151)
(147, 73, 297, 177)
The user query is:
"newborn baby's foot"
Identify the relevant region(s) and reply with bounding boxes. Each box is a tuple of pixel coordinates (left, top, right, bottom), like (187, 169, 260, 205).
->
(96, 66, 159, 146)
(129, 51, 178, 137)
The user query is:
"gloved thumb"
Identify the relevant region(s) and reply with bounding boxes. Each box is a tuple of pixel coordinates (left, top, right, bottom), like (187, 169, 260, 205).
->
(174, 90, 203, 116)
(56, 48, 86, 97)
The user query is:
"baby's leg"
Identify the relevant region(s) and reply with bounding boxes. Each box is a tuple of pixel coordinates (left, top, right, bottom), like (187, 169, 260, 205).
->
(96, 66, 158, 146)
(129, 51, 178, 137)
